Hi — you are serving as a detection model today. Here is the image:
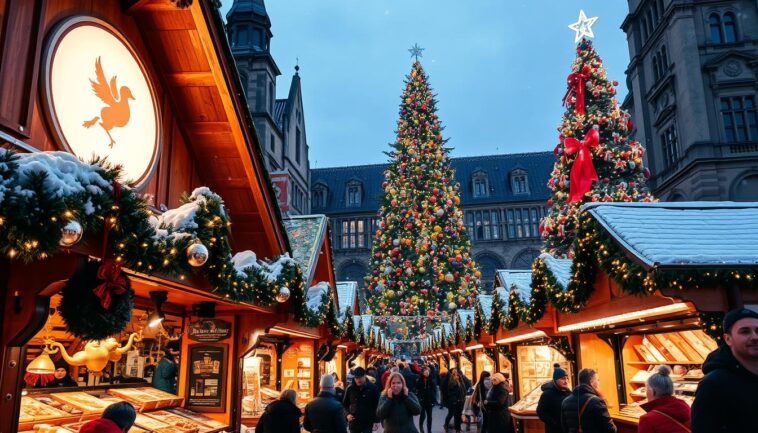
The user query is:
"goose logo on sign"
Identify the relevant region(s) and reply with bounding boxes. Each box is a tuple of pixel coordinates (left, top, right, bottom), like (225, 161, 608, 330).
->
(42, 17, 161, 188)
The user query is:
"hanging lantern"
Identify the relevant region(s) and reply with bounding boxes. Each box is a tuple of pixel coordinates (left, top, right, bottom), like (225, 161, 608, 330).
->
(186, 242, 209, 267)
(59, 220, 83, 247)
(26, 349, 56, 375)
(276, 286, 291, 303)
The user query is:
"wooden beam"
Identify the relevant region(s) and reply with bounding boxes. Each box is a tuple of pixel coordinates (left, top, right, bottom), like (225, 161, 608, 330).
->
(166, 72, 216, 87)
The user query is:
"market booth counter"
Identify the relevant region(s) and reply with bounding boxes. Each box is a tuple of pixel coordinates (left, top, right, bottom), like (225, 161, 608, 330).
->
(490, 269, 574, 433)
(547, 202, 758, 433)
(0, 0, 311, 431)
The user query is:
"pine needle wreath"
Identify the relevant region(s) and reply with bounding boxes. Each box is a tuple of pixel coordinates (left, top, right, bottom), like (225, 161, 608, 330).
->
(59, 260, 134, 340)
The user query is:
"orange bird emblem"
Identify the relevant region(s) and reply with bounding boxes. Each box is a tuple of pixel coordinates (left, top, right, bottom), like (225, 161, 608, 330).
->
(82, 57, 135, 148)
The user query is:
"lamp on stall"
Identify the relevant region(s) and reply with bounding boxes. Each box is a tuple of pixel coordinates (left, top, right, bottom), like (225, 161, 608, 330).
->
(148, 291, 168, 328)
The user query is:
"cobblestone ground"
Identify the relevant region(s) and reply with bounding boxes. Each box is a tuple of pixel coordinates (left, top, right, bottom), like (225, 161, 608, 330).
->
(376, 405, 481, 433)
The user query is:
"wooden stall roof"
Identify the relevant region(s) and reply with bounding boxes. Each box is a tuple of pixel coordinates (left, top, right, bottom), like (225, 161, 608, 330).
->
(585, 201, 758, 270)
(127, 0, 290, 258)
(283, 215, 336, 289)
(336, 281, 359, 321)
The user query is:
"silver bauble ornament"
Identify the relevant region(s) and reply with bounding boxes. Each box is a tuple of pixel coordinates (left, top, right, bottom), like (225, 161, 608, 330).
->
(59, 220, 83, 247)
(448, 302, 457, 310)
(186, 242, 209, 267)
(276, 286, 291, 303)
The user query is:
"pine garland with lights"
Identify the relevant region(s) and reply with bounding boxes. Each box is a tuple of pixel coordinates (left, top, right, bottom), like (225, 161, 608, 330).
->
(699, 312, 725, 344)
(365, 61, 480, 317)
(545, 336, 575, 362)
(540, 39, 654, 257)
(510, 266, 548, 325)
(493, 291, 518, 330)
(0, 149, 310, 318)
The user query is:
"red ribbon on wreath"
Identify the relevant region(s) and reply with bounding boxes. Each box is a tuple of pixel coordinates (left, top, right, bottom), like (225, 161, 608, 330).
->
(564, 128, 599, 203)
(93, 181, 128, 310)
(563, 66, 591, 115)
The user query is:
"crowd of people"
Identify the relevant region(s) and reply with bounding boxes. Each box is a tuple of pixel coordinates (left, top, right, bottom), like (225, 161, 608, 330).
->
(535, 307, 758, 433)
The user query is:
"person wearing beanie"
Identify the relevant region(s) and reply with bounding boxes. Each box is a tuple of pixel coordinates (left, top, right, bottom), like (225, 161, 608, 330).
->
(537, 363, 571, 433)
(80, 402, 136, 433)
(485, 372, 514, 433)
(45, 360, 78, 388)
(343, 367, 380, 433)
(692, 308, 758, 433)
(304, 373, 348, 433)
(638, 365, 690, 433)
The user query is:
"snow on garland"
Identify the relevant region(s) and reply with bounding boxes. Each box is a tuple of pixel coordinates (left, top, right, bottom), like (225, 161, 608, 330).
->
(0, 149, 307, 314)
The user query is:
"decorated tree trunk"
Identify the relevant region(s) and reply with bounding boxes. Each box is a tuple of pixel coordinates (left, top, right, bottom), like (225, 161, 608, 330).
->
(365, 61, 480, 318)
(540, 39, 655, 257)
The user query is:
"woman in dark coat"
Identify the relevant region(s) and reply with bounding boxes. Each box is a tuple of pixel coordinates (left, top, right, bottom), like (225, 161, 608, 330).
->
(377, 372, 421, 433)
(485, 373, 514, 433)
(415, 366, 437, 433)
(470, 371, 491, 433)
(443, 368, 467, 433)
(255, 389, 301, 433)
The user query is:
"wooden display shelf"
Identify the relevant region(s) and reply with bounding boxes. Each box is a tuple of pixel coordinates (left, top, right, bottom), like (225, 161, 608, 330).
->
(626, 361, 703, 365)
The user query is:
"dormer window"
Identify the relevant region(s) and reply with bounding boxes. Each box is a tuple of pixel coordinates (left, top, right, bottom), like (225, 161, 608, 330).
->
(472, 170, 489, 198)
(312, 183, 328, 209)
(510, 169, 529, 194)
(346, 180, 362, 207)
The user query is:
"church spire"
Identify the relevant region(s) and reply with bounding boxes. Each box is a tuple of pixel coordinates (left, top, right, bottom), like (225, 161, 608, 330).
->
(226, 0, 272, 54)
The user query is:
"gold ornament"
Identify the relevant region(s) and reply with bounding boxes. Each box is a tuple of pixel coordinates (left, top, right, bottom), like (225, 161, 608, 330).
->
(44, 331, 142, 376)
(186, 242, 209, 267)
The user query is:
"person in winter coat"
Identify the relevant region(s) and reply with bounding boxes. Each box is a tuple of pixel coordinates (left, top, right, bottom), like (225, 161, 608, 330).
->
(470, 371, 491, 433)
(376, 372, 421, 433)
(415, 366, 437, 433)
(560, 368, 616, 433)
(153, 340, 180, 394)
(343, 367, 380, 433)
(442, 368, 467, 432)
(45, 361, 78, 388)
(256, 389, 301, 433)
(399, 362, 419, 393)
(484, 373, 513, 433)
(304, 374, 348, 433)
(638, 365, 690, 433)
(691, 308, 758, 433)
(80, 402, 136, 433)
(536, 363, 571, 433)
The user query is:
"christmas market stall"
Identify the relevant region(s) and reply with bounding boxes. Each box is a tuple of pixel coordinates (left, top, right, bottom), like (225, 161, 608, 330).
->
(326, 281, 360, 381)
(543, 202, 758, 433)
(239, 214, 339, 426)
(490, 270, 574, 433)
(0, 1, 315, 432)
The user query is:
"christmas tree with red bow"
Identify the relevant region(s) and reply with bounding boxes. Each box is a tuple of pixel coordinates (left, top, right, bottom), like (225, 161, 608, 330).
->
(365, 61, 480, 318)
(540, 39, 655, 257)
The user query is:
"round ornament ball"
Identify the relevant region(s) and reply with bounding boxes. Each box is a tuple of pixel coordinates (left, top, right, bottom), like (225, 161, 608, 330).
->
(444, 273, 454, 283)
(276, 286, 291, 303)
(59, 220, 83, 247)
(186, 242, 209, 267)
(448, 302, 457, 310)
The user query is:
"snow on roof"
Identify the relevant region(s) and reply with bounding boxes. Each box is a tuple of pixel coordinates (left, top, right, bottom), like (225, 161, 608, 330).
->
(586, 202, 758, 268)
(456, 309, 475, 328)
(539, 253, 572, 290)
(477, 294, 493, 321)
(306, 281, 330, 312)
(336, 281, 357, 319)
(442, 322, 453, 337)
(494, 287, 510, 311)
(496, 269, 533, 304)
(231, 251, 296, 282)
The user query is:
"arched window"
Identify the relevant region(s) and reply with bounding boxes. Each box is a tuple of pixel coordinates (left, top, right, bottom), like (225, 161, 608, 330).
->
(511, 249, 540, 270)
(338, 262, 367, 282)
(733, 174, 758, 201)
(723, 12, 737, 43)
(510, 169, 529, 194)
(668, 192, 686, 202)
(475, 254, 504, 289)
(472, 170, 489, 198)
(709, 13, 723, 43)
(346, 180, 362, 207)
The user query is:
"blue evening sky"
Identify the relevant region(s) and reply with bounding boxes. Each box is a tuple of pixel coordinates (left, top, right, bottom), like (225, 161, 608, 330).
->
(220, 1, 632, 168)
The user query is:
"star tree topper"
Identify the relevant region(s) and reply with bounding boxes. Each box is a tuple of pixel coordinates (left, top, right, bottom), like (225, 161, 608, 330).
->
(408, 43, 424, 61)
(568, 10, 598, 43)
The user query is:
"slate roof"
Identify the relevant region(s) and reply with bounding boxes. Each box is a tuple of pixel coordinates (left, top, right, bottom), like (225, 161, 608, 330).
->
(226, 0, 268, 18)
(274, 99, 287, 130)
(585, 202, 758, 269)
(311, 152, 554, 214)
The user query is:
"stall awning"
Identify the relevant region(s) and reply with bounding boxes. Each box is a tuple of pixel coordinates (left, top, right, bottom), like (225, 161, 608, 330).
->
(586, 202, 758, 269)
(336, 281, 358, 320)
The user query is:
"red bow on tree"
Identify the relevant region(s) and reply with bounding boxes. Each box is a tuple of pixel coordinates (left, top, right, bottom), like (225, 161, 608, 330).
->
(564, 128, 600, 203)
(563, 66, 591, 115)
(93, 259, 128, 309)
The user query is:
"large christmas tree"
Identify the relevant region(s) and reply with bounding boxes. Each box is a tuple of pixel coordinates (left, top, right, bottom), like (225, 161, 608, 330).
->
(365, 60, 480, 317)
(540, 39, 654, 257)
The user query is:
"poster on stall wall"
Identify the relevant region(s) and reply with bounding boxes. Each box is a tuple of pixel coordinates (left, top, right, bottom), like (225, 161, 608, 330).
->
(282, 341, 314, 405)
(187, 344, 227, 412)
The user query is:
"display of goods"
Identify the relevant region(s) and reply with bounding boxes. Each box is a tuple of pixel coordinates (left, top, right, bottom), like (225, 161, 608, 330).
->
(167, 408, 227, 431)
(19, 398, 80, 431)
(49, 393, 112, 415)
(134, 414, 170, 431)
(142, 411, 206, 433)
(509, 383, 543, 414)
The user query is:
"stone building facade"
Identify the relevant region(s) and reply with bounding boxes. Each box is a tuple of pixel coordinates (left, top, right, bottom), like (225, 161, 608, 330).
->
(621, 0, 758, 201)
